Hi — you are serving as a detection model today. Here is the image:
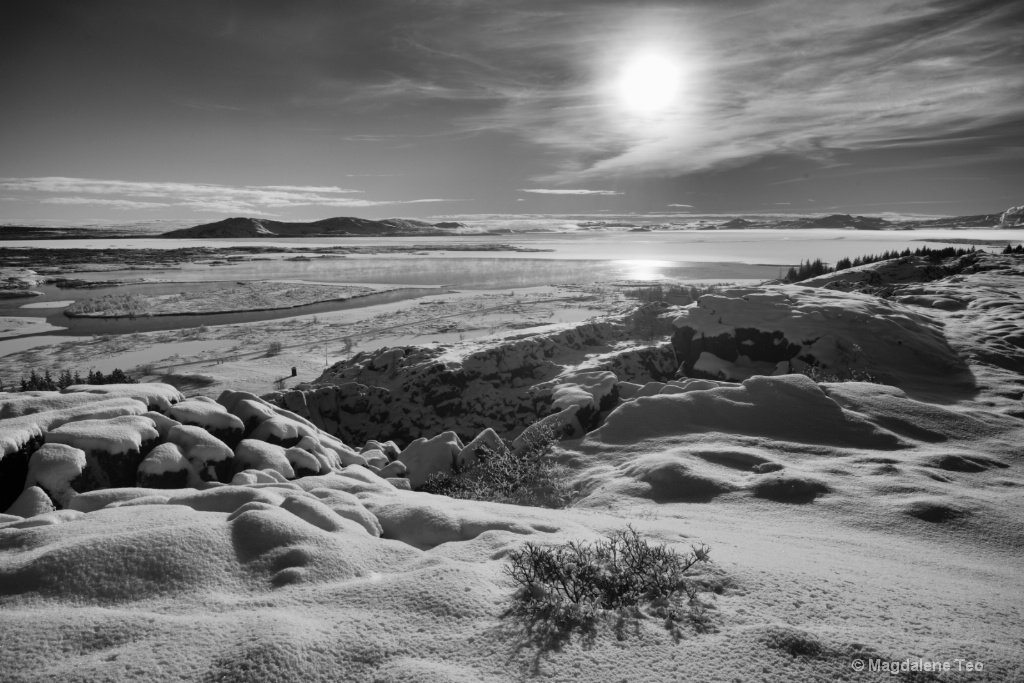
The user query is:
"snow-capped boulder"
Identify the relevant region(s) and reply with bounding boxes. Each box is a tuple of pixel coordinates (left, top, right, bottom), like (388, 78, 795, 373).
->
(234, 439, 295, 479)
(229, 398, 278, 433)
(167, 425, 234, 482)
(456, 428, 504, 470)
(24, 443, 87, 508)
(61, 383, 183, 411)
(144, 411, 181, 439)
(137, 442, 197, 489)
(167, 398, 244, 445)
(292, 435, 340, 472)
(45, 415, 159, 489)
(362, 440, 400, 461)
(250, 415, 316, 448)
(313, 432, 367, 467)
(284, 446, 322, 477)
(1, 393, 150, 498)
(359, 448, 389, 469)
(5, 486, 55, 518)
(397, 431, 465, 488)
(378, 460, 408, 479)
(544, 369, 618, 431)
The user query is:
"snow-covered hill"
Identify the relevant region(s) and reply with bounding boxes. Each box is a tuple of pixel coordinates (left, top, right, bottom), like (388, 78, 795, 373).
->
(2, 252, 1024, 681)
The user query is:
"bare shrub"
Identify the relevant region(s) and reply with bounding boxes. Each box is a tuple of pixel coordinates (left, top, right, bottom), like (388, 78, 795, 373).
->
(505, 526, 712, 624)
(266, 341, 284, 356)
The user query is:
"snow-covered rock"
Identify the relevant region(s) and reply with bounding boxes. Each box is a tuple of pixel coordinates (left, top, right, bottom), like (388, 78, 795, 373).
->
(250, 415, 318, 447)
(284, 446, 322, 477)
(456, 428, 504, 470)
(4, 485, 55, 517)
(166, 425, 234, 482)
(45, 415, 159, 489)
(362, 440, 400, 461)
(167, 398, 244, 443)
(24, 442, 87, 508)
(1, 394, 149, 463)
(397, 431, 466, 488)
(137, 442, 197, 489)
(144, 410, 181, 439)
(62, 383, 183, 411)
(234, 440, 295, 479)
(378, 460, 408, 479)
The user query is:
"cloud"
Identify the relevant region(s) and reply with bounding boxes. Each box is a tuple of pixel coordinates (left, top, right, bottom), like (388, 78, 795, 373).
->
(40, 197, 170, 210)
(416, 0, 1024, 182)
(253, 185, 361, 193)
(667, 204, 694, 208)
(0, 177, 460, 214)
(518, 188, 623, 195)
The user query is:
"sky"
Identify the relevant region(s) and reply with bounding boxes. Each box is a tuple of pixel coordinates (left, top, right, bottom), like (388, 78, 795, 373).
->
(1, 0, 1022, 223)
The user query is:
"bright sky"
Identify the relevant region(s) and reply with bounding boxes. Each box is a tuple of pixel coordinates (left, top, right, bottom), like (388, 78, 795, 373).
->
(2, 0, 1022, 222)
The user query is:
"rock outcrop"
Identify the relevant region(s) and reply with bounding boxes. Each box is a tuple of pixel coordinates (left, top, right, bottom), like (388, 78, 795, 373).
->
(264, 320, 677, 446)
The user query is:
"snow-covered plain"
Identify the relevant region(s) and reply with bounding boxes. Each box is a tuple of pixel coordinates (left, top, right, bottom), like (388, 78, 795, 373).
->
(1, 252, 1023, 681)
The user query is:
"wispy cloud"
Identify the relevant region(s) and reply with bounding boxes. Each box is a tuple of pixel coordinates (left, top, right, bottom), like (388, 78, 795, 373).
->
(40, 197, 169, 210)
(397, 0, 1024, 182)
(519, 188, 622, 195)
(0, 177, 459, 214)
(667, 203, 694, 208)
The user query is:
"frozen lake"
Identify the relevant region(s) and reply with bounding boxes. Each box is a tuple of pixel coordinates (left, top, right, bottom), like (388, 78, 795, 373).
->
(2, 228, 1020, 344)
(4, 228, 1022, 265)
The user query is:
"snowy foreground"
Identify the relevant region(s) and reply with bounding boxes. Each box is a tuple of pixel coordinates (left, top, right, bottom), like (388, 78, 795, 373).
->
(1, 253, 1023, 681)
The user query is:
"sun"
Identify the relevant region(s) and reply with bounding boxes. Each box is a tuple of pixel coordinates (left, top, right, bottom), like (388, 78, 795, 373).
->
(617, 52, 682, 114)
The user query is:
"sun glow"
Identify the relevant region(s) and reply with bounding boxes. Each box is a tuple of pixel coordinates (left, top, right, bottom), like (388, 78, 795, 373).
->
(617, 52, 683, 114)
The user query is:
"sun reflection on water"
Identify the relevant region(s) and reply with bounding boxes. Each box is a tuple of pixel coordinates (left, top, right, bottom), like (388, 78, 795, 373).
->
(616, 259, 678, 281)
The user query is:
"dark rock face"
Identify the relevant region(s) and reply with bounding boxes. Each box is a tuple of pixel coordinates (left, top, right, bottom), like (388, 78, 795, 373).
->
(136, 469, 189, 489)
(0, 445, 34, 512)
(672, 325, 803, 375)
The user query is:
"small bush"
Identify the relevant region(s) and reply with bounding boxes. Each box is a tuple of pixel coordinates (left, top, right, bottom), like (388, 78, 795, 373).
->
(505, 526, 711, 620)
(796, 365, 881, 384)
(420, 424, 573, 508)
(266, 341, 284, 356)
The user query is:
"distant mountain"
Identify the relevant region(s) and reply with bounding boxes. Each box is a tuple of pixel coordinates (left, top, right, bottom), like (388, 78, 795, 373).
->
(160, 216, 468, 238)
(713, 211, 1008, 231)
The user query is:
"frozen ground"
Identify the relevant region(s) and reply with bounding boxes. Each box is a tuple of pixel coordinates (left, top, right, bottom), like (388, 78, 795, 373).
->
(0, 251, 1023, 682)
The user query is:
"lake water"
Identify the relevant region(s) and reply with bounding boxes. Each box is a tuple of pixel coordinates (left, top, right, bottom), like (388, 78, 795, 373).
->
(2, 228, 1020, 342)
